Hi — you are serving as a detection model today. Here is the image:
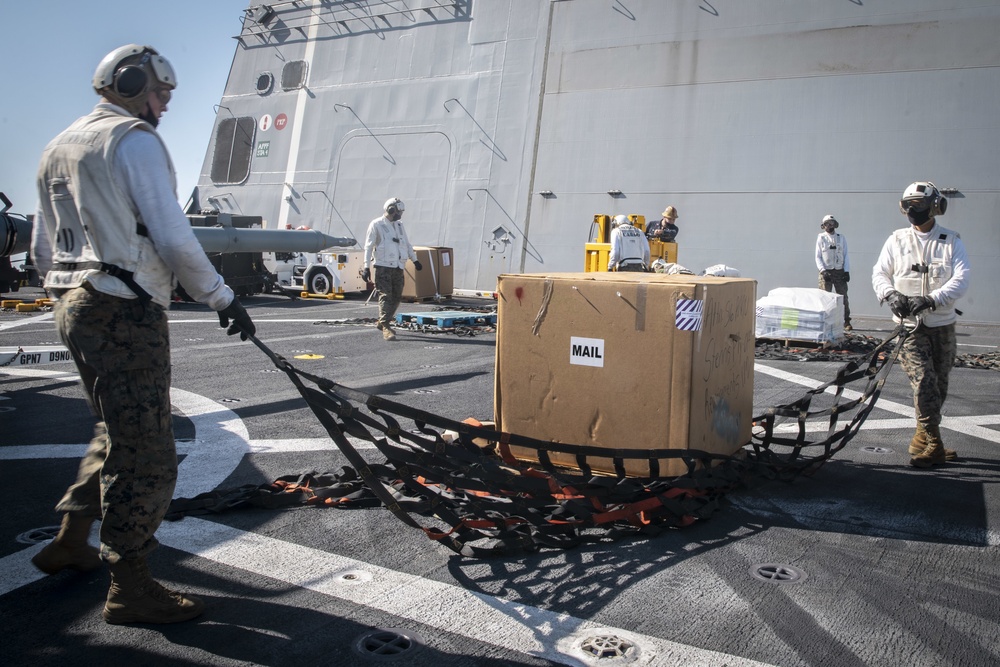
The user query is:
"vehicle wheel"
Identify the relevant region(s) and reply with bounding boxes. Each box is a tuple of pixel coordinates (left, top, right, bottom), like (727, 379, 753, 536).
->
(306, 267, 333, 295)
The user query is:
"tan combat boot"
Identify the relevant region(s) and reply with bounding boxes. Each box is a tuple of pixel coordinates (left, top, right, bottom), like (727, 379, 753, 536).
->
(383, 326, 397, 341)
(908, 424, 957, 460)
(103, 558, 205, 624)
(31, 512, 102, 575)
(910, 424, 948, 469)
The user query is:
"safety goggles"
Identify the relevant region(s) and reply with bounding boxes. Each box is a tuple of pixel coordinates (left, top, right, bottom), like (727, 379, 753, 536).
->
(900, 197, 931, 213)
(153, 87, 172, 104)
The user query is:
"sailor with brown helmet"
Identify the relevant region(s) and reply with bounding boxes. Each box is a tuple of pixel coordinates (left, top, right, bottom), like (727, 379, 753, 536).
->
(646, 205, 679, 242)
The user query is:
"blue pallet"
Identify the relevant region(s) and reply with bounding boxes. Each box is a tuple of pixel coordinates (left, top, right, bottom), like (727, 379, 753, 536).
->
(395, 311, 498, 328)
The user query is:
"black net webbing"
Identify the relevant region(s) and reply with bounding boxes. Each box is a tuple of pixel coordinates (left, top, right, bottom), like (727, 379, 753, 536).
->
(168, 326, 908, 557)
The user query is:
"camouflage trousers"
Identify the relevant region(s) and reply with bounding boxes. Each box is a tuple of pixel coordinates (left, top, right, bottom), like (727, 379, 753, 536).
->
(374, 266, 405, 329)
(898, 322, 956, 429)
(818, 269, 851, 326)
(52, 284, 175, 564)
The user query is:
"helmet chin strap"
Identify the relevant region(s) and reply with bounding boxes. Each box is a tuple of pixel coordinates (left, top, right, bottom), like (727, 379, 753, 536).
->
(138, 102, 159, 128)
(102, 88, 158, 126)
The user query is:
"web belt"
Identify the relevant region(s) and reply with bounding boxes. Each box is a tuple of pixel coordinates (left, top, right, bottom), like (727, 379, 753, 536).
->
(168, 325, 907, 557)
(53, 260, 153, 306)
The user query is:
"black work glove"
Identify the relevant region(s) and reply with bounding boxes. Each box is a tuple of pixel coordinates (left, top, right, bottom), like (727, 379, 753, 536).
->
(907, 295, 936, 316)
(843, 271, 850, 283)
(413, 260, 423, 271)
(361, 267, 371, 283)
(218, 297, 255, 341)
(885, 290, 911, 318)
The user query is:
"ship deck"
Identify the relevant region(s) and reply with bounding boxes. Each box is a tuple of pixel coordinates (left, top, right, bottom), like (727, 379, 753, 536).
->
(2, 287, 998, 667)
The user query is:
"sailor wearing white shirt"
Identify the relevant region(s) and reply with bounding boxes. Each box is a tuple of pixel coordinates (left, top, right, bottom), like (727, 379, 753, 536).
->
(872, 181, 970, 469)
(608, 214, 650, 272)
(815, 214, 852, 330)
(363, 197, 421, 340)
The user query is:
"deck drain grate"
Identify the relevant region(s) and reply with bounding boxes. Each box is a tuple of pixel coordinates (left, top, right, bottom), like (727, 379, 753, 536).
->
(860, 446, 892, 454)
(354, 628, 423, 662)
(580, 634, 635, 659)
(750, 563, 807, 584)
(17, 526, 59, 545)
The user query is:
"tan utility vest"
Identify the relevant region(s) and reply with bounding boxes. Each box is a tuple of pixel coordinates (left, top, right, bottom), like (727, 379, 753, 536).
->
(36, 107, 176, 307)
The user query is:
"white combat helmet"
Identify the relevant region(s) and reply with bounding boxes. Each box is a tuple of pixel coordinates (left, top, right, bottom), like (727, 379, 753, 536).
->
(383, 197, 405, 217)
(93, 44, 176, 116)
(899, 181, 947, 217)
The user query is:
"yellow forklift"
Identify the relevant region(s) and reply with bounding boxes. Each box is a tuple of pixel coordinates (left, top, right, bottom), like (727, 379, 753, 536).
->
(584, 214, 677, 272)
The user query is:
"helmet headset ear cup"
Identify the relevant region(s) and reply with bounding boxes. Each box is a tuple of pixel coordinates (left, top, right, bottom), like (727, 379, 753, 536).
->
(935, 196, 948, 217)
(114, 65, 148, 99)
(383, 197, 405, 220)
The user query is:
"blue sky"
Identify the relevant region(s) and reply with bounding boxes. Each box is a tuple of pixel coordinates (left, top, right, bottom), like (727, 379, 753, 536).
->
(0, 0, 249, 216)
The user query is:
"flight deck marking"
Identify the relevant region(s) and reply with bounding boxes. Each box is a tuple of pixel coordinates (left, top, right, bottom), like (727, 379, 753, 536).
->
(754, 362, 1000, 443)
(3, 364, 998, 659)
(156, 517, 775, 667)
(0, 312, 54, 331)
(0, 372, 777, 666)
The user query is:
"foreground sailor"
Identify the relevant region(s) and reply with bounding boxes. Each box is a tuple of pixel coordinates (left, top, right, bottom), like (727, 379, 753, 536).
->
(815, 214, 852, 331)
(362, 197, 421, 340)
(872, 181, 970, 468)
(608, 214, 650, 272)
(30, 44, 256, 624)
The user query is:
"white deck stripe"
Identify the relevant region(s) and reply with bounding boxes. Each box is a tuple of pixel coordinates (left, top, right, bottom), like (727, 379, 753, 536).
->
(754, 362, 1000, 443)
(0, 312, 54, 331)
(158, 517, 775, 667)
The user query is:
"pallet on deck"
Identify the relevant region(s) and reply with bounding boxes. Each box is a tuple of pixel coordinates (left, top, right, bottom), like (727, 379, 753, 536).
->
(395, 311, 498, 328)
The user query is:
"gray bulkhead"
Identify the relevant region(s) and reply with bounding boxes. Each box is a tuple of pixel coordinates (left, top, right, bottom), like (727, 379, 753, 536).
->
(194, 0, 1000, 322)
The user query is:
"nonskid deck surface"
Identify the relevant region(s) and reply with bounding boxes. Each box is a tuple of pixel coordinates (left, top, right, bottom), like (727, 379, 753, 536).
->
(2, 289, 999, 667)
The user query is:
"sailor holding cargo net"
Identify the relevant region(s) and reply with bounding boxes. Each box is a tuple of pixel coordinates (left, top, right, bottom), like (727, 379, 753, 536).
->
(872, 181, 971, 469)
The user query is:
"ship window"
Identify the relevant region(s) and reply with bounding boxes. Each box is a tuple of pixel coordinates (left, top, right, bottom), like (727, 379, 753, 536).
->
(281, 60, 307, 90)
(210, 117, 255, 185)
(255, 71, 274, 95)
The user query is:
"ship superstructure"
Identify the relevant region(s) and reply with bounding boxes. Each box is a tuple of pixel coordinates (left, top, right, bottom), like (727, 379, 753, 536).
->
(192, 0, 1000, 321)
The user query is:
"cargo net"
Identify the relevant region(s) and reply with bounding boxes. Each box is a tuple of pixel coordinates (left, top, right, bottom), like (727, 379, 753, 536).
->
(168, 328, 906, 557)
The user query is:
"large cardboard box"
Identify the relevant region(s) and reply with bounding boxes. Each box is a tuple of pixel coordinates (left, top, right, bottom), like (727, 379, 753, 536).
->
(432, 246, 454, 297)
(403, 247, 438, 300)
(494, 272, 756, 477)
